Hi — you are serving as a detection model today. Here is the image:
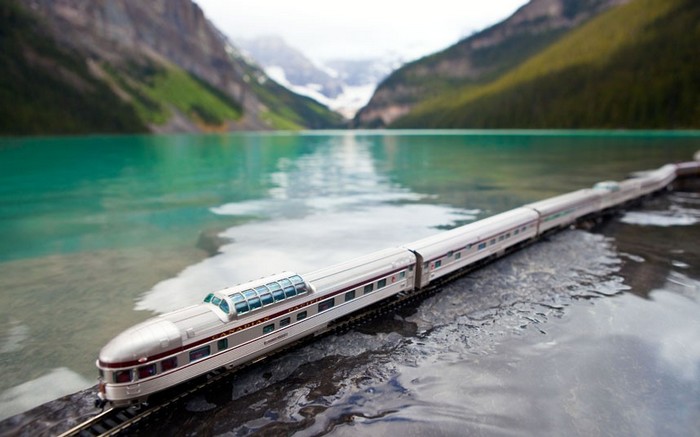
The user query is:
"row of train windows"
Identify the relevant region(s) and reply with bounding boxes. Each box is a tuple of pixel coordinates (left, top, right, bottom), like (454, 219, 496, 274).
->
(475, 226, 529, 251)
(544, 209, 575, 222)
(425, 226, 532, 264)
(262, 310, 308, 334)
(259, 272, 404, 336)
(264, 272, 405, 332)
(112, 337, 233, 383)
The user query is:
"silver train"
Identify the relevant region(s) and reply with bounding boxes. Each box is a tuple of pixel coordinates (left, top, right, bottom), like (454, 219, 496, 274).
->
(96, 159, 699, 407)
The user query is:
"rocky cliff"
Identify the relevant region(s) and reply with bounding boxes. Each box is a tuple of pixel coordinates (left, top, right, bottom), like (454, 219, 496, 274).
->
(2, 0, 342, 134)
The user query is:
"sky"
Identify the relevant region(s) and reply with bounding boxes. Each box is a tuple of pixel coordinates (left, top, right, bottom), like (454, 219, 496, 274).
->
(196, 0, 529, 63)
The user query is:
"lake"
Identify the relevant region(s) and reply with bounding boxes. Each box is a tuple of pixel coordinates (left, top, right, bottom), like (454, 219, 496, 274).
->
(0, 131, 699, 434)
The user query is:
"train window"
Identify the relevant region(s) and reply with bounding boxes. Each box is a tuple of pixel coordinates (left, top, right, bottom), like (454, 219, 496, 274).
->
(263, 324, 275, 334)
(478, 242, 487, 250)
(272, 289, 285, 301)
(290, 275, 304, 285)
(254, 285, 268, 295)
(506, 233, 511, 238)
(243, 290, 256, 300)
(114, 370, 132, 383)
(217, 338, 228, 351)
(345, 290, 356, 301)
(279, 278, 293, 288)
(211, 296, 222, 306)
(423, 262, 429, 269)
(434, 261, 442, 269)
(295, 284, 307, 294)
(456, 252, 461, 260)
(490, 239, 496, 245)
(297, 311, 307, 321)
(249, 297, 262, 310)
(409, 265, 414, 271)
(138, 364, 156, 379)
(499, 236, 504, 242)
(318, 298, 335, 312)
(400, 271, 406, 278)
(189, 346, 210, 362)
(364, 284, 374, 294)
(467, 243, 472, 250)
(522, 226, 527, 231)
(280, 317, 291, 327)
(447, 251, 454, 257)
(219, 300, 230, 314)
(203, 293, 214, 303)
(284, 286, 297, 298)
(267, 282, 282, 292)
(378, 278, 387, 288)
(161, 357, 177, 371)
(260, 293, 274, 305)
(515, 229, 520, 235)
(235, 301, 250, 314)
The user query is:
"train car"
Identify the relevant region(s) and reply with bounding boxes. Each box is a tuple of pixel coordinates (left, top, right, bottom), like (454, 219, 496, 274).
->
(525, 189, 602, 234)
(97, 272, 316, 406)
(404, 208, 539, 289)
(97, 249, 415, 407)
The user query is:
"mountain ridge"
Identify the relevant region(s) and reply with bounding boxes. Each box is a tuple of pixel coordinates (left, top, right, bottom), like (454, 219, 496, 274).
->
(238, 35, 402, 119)
(355, 0, 627, 128)
(1, 0, 343, 135)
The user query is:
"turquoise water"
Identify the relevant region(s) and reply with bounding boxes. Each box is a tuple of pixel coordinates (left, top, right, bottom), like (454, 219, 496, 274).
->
(0, 130, 699, 421)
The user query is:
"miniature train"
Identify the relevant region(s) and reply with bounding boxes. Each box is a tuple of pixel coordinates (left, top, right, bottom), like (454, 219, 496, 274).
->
(96, 159, 699, 407)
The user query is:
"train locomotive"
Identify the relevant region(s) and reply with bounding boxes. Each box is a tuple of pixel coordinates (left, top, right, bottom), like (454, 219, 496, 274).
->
(96, 159, 699, 407)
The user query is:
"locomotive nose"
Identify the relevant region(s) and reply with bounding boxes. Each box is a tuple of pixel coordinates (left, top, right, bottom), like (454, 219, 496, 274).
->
(98, 318, 182, 366)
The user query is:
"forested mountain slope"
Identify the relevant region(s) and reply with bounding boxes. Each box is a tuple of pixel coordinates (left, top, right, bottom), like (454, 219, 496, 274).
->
(392, 0, 699, 129)
(0, 0, 342, 135)
(355, 0, 626, 128)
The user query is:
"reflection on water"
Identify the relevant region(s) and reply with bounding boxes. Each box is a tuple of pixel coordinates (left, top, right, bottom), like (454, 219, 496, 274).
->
(0, 131, 699, 425)
(138, 135, 474, 313)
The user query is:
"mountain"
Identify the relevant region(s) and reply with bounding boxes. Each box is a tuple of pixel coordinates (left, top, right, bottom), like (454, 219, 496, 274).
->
(391, 0, 700, 129)
(355, 0, 627, 128)
(238, 35, 401, 119)
(0, 0, 343, 135)
(237, 36, 344, 100)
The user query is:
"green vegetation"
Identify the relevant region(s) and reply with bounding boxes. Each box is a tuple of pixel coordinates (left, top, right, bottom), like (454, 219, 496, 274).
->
(394, 0, 700, 129)
(0, 0, 147, 135)
(103, 61, 242, 128)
